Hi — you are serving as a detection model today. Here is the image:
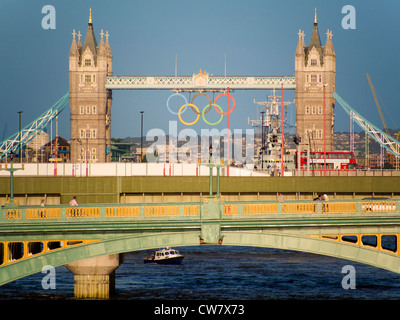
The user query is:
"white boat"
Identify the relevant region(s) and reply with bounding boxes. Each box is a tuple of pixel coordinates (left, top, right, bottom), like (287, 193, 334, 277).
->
(144, 247, 184, 265)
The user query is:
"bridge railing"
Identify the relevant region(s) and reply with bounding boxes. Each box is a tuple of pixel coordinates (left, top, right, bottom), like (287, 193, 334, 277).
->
(1, 199, 399, 223)
(223, 199, 399, 216)
(0, 202, 203, 223)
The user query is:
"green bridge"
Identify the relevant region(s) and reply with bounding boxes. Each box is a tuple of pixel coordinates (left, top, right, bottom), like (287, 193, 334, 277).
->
(1, 171, 400, 299)
(1, 195, 400, 299)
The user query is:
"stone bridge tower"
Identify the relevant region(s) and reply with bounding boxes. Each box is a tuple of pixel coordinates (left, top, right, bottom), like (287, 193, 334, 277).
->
(295, 9, 336, 152)
(69, 9, 113, 163)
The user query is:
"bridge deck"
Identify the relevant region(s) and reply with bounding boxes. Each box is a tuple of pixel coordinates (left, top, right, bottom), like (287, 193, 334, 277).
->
(2, 198, 400, 284)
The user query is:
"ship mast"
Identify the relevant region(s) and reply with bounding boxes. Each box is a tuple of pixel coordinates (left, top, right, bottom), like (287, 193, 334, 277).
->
(249, 90, 292, 174)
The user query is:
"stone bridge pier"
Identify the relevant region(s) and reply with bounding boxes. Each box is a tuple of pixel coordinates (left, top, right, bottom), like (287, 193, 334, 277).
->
(66, 254, 124, 299)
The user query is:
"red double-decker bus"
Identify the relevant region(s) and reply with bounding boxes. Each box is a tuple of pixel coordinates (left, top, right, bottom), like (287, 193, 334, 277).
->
(298, 151, 357, 170)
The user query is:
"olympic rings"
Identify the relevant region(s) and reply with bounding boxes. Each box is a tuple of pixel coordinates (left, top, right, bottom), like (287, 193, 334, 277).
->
(214, 93, 236, 115)
(190, 93, 212, 115)
(202, 104, 223, 125)
(167, 92, 188, 115)
(167, 92, 236, 126)
(178, 103, 200, 126)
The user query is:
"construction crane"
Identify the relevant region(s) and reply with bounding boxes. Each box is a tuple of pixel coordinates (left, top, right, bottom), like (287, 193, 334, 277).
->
(366, 73, 390, 136)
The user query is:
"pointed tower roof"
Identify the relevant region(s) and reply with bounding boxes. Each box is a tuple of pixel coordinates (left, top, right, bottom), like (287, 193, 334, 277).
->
(308, 8, 322, 50)
(304, 8, 323, 65)
(82, 8, 98, 57)
(324, 29, 335, 56)
(105, 30, 112, 57)
(295, 29, 305, 56)
(77, 30, 82, 50)
(97, 29, 106, 56)
(69, 29, 79, 56)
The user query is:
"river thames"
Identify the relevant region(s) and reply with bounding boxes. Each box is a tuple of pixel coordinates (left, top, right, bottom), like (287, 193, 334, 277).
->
(1, 246, 400, 301)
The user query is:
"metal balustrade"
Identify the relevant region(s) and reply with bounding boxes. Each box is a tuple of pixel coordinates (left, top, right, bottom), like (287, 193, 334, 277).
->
(2, 199, 400, 222)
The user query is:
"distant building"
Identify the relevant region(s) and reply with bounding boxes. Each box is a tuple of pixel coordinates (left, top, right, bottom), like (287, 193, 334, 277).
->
(27, 130, 49, 162)
(43, 136, 70, 163)
(27, 130, 49, 151)
(111, 141, 136, 162)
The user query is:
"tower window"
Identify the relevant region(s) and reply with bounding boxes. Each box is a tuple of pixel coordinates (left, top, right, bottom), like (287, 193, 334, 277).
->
(311, 59, 317, 66)
(311, 75, 317, 83)
(85, 59, 92, 66)
(305, 106, 310, 114)
(85, 75, 91, 83)
(312, 106, 316, 114)
(90, 129, 97, 139)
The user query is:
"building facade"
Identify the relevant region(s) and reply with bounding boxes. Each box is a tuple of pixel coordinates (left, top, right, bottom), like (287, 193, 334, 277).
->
(295, 9, 336, 152)
(69, 9, 113, 163)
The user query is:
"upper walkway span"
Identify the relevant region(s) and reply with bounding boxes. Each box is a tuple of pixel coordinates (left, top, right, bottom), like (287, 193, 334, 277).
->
(105, 75, 296, 91)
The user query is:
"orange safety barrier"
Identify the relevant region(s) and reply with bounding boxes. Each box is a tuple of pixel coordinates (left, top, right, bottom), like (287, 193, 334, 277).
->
(223, 204, 239, 215)
(105, 206, 140, 217)
(322, 202, 357, 213)
(26, 208, 61, 219)
(6, 209, 21, 220)
(282, 203, 317, 214)
(184, 205, 199, 216)
(144, 206, 179, 217)
(66, 207, 100, 218)
(243, 204, 278, 215)
(361, 201, 397, 213)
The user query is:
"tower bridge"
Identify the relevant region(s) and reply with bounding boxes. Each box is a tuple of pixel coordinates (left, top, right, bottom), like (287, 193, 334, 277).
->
(68, 8, 335, 163)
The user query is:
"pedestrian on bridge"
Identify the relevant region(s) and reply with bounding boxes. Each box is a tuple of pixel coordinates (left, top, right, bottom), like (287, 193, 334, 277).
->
(69, 196, 78, 206)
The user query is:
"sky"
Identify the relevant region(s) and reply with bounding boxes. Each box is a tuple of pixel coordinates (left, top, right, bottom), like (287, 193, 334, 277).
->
(0, 0, 399, 141)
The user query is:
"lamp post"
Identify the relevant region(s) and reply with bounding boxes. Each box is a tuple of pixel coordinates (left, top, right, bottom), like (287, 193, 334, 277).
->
(209, 145, 213, 198)
(140, 111, 144, 162)
(0, 151, 24, 206)
(281, 83, 284, 177)
(323, 84, 327, 176)
(201, 145, 226, 199)
(261, 111, 265, 170)
(18, 111, 23, 163)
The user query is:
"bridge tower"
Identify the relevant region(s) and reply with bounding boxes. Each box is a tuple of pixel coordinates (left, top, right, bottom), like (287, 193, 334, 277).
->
(295, 9, 336, 152)
(69, 9, 113, 163)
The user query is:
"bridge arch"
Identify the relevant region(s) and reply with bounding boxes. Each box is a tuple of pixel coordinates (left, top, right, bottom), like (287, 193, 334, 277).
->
(2, 230, 400, 287)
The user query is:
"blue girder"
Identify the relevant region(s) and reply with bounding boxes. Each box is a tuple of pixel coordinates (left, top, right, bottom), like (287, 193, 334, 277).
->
(0, 93, 69, 161)
(333, 92, 400, 157)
